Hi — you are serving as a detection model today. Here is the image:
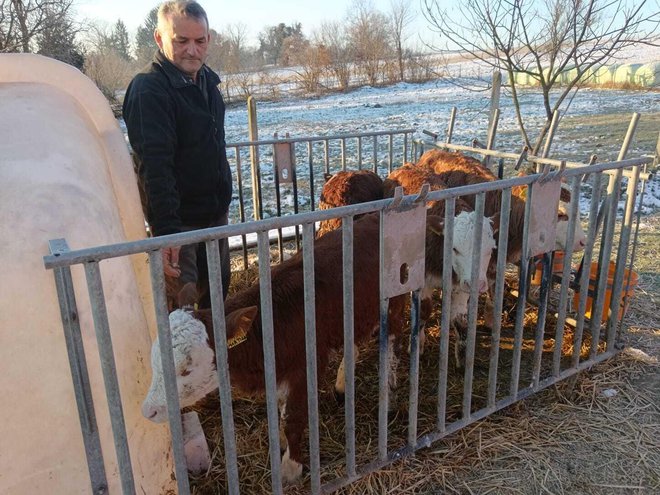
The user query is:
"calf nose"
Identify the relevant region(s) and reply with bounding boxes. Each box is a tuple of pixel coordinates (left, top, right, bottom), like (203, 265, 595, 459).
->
(142, 402, 165, 422)
(479, 279, 489, 294)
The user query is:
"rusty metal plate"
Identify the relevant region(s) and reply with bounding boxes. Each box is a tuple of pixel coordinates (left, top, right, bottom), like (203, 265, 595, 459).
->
(527, 178, 562, 257)
(273, 142, 295, 184)
(381, 201, 427, 298)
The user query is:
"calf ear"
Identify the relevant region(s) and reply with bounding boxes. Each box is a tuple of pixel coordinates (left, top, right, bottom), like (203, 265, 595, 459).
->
(426, 214, 444, 235)
(177, 281, 200, 309)
(226, 306, 258, 339)
(489, 212, 501, 237)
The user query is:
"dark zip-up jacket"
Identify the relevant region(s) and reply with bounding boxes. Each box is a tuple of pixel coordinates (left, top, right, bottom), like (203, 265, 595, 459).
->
(123, 51, 233, 236)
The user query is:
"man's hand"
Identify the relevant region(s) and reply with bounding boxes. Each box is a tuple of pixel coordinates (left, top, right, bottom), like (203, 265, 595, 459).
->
(162, 246, 181, 277)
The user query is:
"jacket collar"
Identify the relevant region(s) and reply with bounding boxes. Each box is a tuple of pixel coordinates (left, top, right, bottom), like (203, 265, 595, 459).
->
(154, 50, 220, 89)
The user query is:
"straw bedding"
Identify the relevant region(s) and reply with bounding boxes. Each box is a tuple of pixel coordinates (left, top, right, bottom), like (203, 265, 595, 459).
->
(188, 215, 659, 494)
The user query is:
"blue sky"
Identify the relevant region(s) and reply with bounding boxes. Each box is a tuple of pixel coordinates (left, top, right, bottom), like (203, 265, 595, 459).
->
(75, 0, 445, 47)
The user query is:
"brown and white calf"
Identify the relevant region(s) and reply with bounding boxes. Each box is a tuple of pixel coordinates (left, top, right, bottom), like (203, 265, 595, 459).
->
(317, 170, 384, 237)
(416, 149, 586, 329)
(142, 213, 406, 483)
(383, 164, 498, 359)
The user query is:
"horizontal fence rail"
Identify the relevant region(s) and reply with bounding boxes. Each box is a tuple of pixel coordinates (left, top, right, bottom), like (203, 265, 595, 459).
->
(45, 149, 652, 494)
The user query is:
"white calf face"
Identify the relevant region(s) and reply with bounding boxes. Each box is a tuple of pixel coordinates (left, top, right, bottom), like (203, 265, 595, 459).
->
(451, 211, 496, 293)
(555, 199, 587, 252)
(142, 310, 218, 423)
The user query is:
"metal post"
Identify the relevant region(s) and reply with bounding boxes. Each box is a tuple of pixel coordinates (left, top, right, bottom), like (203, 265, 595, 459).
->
(148, 253, 190, 495)
(206, 240, 240, 495)
(49, 239, 108, 495)
(85, 261, 137, 495)
(302, 223, 322, 494)
(247, 96, 262, 220)
(341, 217, 357, 477)
(257, 232, 283, 494)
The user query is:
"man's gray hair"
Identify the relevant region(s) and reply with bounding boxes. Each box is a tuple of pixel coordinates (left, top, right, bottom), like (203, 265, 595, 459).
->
(157, 1, 209, 30)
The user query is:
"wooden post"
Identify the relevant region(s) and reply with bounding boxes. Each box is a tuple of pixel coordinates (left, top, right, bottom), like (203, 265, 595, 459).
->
(247, 96, 262, 220)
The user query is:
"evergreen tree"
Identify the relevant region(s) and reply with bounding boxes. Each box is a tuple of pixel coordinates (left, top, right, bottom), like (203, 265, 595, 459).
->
(134, 7, 158, 65)
(258, 22, 303, 66)
(112, 19, 132, 61)
(36, 8, 84, 69)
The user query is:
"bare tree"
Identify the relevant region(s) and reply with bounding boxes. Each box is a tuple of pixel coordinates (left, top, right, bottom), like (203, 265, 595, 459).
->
(423, 0, 660, 151)
(317, 21, 354, 90)
(1, 0, 74, 53)
(347, 0, 393, 86)
(389, 0, 415, 81)
(293, 42, 330, 93)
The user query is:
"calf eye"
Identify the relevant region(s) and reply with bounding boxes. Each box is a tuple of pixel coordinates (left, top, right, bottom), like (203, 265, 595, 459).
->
(558, 213, 569, 221)
(181, 368, 191, 377)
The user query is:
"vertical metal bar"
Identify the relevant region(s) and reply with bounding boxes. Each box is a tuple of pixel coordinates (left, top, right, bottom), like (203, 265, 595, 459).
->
(591, 113, 640, 326)
(247, 97, 262, 221)
(618, 166, 648, 339)
(483, 108, 500, 169)
(462, 192, 486, 418)
(341, 217, 357, 478)
(446, 107, 457, 144)
(552, 176, 581, 376)
(377, 296, 390, 461)
(487, 190, 511, 407)
(341, 137, 347, 171)
(403, 132, 409, 164)
(388, 134, 394, 174)
(49, 240, 108, 495)
(408, 290, 421, 447)
(488, 71, 501, 134)
(206, 239, 240, 495)
(257, 231, 284, 494)
(84, 261, 137, 495)
(290, 141, 301, 252)
(572, 173, 603, 367)
(510, 185, 533, 398)
(301, 223, 322, 494)
(531, 251, 551, 387)
(324, 139, 330, 175)
(377, 212, 389, 461)
(308, 141, 315, 212)
(606, 164, 641, 350)
(540, 110, 560, 165)
(373, 135, 378, 173)
(147, 253, 190, 495)
(234, 148, 249, 271)
(272, 140, 284, 263)
(357, 136, 363, 169)
(437, 198, 455, 432)
(589, 168, 622, 358)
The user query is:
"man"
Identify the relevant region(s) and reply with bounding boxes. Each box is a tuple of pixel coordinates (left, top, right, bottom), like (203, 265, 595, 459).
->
(123, 0, 232, 303)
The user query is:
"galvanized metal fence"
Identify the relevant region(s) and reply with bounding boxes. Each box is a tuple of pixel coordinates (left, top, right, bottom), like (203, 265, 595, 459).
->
(44, 136, 653, 494)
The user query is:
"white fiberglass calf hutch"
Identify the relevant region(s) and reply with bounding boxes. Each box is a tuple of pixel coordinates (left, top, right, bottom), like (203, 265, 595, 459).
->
(0, 54, 174, 494)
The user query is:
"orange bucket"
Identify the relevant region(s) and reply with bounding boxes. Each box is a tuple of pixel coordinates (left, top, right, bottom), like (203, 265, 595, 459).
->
(573, 261, 638, 323)
(531, 251, 566, 286)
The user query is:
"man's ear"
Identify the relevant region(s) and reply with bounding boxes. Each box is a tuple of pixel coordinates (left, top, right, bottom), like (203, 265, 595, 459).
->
(426, 214, 444, 235)
(154, 28, 163, 50)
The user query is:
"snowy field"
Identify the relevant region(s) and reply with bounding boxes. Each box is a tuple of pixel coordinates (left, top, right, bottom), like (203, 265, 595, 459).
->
(219, 79, 659, 222)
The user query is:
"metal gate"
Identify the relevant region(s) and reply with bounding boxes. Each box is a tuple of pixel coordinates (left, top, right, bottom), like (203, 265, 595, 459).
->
(44, 118, 654, 494)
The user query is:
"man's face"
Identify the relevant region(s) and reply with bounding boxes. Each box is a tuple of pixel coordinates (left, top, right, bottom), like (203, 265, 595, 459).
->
(155, 13, 210, 79)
